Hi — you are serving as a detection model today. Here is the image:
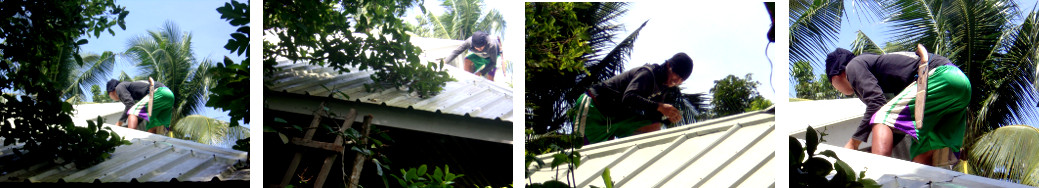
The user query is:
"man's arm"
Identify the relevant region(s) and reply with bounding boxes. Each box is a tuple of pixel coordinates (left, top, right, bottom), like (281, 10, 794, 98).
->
(116, 83, 136, 124)
(445, 37, 472, 65)
(621, 68, 662, 115)
(846, 60, 887, 142)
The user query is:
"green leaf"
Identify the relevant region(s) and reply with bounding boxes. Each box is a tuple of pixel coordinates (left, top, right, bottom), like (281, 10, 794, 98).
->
(803, 157, 833, 177)
(550, 153, 568, 168)
(790, 136, 804, 168)
(433, 166, 444, 181)
(417, 164, 427, 176)
(806, 126, 819, 157)
(279, 133, 289, 144)
(602, 168, 614, 188)
(817, 150, 841, 161)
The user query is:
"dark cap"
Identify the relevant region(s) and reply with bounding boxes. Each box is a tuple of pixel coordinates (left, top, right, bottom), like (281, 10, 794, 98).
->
(472, 31, 488, 48)
(825, 48, 855, 81)
(666, 52, 694, 80)
(106, 79, 120, 92)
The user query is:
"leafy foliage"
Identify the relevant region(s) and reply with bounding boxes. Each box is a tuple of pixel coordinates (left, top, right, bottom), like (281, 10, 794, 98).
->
(409, 0, 506, 40)
(0, 0, 129, 169)
(391, 164, 464, 188)
(791, 61, 845, 100)
(791, 126, 879, 188)
(207, 0, 250, 127)
(263, 0, 453, 98)
(709, 74, 771, 117)
(91, 84, 115, 103)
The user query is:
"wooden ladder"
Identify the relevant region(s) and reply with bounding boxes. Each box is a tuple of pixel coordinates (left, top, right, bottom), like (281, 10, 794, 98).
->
(278, 102, 373, 188)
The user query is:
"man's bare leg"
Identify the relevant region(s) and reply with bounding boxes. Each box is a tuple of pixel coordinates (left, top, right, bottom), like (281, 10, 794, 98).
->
(147, 126, 161, 134)
(464, 59, 474, 73)
(871, 123, 894, 156)
(844, 138, 862, 150)
(127, 115, 139, 130)
(912, 149, 936, 166)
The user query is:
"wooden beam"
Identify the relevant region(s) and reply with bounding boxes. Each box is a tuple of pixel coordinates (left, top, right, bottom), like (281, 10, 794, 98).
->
(288, 137, 351, 153)
(347, 115, 373, 188)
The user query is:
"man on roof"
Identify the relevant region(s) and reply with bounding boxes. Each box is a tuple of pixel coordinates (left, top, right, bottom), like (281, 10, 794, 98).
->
(107, 78, 175, 134)
(824, 46, 970, 165)
(444, 31, 501, 81)
(571, 52, 693, 145)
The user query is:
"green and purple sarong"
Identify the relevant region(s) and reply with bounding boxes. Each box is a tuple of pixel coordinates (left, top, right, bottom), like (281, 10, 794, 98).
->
(870, 64, 971, 158)
(127, 87, 175, 130)
(571, 93, 654, 145)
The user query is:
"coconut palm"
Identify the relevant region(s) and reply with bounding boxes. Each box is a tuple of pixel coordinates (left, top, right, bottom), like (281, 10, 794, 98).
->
(839, 0, 1039, 183)
(789, 0, 888, 67)
(174, 115, 249, 148)
(49, 49, 117, 104)
(123, 21, 216, 137)
(958, 125, 1039, 186)
(412, 0, 505, 39)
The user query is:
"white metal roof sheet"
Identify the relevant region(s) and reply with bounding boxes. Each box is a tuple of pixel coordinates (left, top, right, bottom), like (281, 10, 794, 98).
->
(527, 108, 776, 187)
(264, 57, 513, 122)
(0, 103, 248, 182)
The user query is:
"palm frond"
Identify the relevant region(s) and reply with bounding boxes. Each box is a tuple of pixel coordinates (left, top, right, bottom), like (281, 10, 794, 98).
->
(965, 125, 1039, 186)
(849, 30, 885, 55)
(789, 0, 846, 66)
(174, 114, 247, 147)
(582, 20, 647, 88)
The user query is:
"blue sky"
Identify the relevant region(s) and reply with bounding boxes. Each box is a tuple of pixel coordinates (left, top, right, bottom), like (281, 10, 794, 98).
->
(79, 0, 245, 125)
(621, 1, 778, 100)
(793, 0, 1039, 127)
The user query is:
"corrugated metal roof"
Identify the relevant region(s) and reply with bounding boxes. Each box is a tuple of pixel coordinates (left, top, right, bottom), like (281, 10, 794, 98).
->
(0, 103, 248, 182)
(787, 99, 1031, 187)
(527, 108, 776, 187)
(263, 43, 513, 122)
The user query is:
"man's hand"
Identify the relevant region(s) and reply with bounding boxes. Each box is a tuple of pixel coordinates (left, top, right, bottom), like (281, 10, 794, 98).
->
(657, 103, 682, 123)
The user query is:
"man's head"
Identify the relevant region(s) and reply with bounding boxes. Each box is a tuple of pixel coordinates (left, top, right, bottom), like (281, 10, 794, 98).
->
(472, 31, 488, 52)
(664, 52, 693, 87)
(106, 79, 120, 100)
(825, 48, 856, 95)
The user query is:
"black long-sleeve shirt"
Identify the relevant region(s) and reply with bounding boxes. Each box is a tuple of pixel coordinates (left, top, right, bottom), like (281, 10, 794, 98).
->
(846, 52, 948, 141)
(588, 64, 671, 120)
(115, 81, 166, 123)
(445, 35, 500, 74)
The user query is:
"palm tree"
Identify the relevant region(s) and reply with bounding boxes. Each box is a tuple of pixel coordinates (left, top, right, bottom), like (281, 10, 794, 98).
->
(174, 115, 249, 148)
(789, 0, 888, 68)
(829, 0, 1039, 183)
(958, 125, 1039, 186)
(49, 49, 117, 104)
(412, 0, 505, 39)
(123, 21, 216, 138)
(525, 2, 647, 134)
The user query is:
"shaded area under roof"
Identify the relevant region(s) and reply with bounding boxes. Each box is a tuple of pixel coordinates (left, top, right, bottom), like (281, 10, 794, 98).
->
(0, 103, 248, 182)
(528, 107, 776, 187)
